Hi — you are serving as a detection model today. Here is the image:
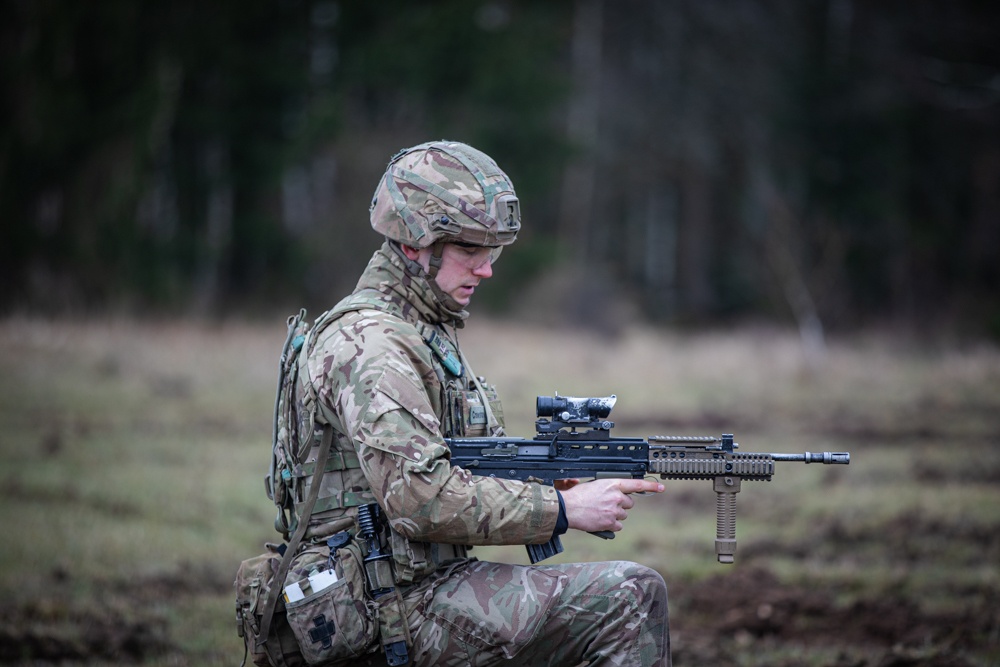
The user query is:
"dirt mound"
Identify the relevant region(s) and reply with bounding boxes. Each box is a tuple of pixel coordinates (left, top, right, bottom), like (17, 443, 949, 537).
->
(0, 562, 230, 665)
(670, 566, 992, 667)
(0, 600, 170, 664)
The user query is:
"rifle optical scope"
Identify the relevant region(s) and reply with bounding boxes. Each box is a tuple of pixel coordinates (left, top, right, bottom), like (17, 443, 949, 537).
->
(536, 394, 617, 424)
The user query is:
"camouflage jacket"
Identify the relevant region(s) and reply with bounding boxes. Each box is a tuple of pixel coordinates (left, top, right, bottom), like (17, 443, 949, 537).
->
(300, 242, 560, 550)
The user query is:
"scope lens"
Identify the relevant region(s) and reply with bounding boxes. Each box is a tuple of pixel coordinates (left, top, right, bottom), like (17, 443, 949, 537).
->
(536, 396, 564, 417)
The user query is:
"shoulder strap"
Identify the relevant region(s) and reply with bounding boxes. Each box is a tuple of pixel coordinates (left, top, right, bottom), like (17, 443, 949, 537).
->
(296, 306, 354, 435)
(328, 289, 406, 321)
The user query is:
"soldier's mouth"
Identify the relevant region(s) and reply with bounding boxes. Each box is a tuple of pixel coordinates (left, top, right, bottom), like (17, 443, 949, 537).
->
(455, 285, 477, 302)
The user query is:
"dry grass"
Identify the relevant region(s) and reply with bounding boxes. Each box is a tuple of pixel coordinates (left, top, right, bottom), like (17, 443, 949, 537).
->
(1, 315, 998, 666)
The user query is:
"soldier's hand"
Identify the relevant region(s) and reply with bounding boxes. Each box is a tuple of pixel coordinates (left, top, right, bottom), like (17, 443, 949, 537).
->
(560, 478, 664, 534)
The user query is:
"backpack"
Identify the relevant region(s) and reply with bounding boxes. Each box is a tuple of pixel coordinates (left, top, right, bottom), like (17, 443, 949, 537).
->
(266, 305, 378, 542)
(236, 307, 386, 667)
(235, 309, 334, 666)
(237, 300, 445, 666)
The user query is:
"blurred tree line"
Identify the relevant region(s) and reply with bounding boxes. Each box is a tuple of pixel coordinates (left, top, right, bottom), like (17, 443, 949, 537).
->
(2, 0, 998, 336)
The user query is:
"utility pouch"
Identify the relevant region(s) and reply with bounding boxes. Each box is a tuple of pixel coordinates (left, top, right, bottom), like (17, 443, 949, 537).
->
(482, 380, 505, 432)
(234, 543, 304, 667)
(443, 375, 505, 438)
(387, 526, 468, 586)
(447, 385, 496, 437)
(284, 537, 378, 665)
(388, 526, 432, 585)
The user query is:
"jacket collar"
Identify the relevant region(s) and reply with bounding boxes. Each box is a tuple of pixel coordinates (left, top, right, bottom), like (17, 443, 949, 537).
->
(352, 242, 468, 327)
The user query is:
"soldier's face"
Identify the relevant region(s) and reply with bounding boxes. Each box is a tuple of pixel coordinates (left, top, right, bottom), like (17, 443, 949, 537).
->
(403, 243, 495, 307)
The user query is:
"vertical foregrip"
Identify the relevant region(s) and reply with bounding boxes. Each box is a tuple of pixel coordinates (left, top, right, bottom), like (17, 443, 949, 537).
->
(713, 476, 742, 564)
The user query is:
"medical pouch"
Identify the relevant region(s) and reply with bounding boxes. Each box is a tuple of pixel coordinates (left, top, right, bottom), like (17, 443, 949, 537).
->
(284, 538, 377, 665)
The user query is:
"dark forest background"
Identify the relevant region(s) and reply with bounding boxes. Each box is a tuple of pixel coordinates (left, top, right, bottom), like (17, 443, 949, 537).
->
(3, 0, 999, 338)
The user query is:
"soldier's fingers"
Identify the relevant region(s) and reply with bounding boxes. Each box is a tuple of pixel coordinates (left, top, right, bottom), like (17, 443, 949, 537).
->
(617, 479, 665, 495)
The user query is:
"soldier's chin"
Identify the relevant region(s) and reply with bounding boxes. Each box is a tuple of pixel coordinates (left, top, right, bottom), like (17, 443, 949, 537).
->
(453, 287, 475, 306)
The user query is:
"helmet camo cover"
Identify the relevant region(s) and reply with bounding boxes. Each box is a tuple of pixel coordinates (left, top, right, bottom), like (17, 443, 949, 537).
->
(370, 141, 521, 248)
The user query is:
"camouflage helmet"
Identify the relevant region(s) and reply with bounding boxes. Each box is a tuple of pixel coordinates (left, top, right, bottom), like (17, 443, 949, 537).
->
(370, 140, 521, 249)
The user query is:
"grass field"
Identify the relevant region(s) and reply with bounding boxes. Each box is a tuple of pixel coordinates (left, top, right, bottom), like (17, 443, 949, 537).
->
(1, 316, 998, 666)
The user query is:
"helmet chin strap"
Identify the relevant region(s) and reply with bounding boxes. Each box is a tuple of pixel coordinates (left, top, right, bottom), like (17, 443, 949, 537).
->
(387, 240, 468, 324)
(424, 242, 469, 320)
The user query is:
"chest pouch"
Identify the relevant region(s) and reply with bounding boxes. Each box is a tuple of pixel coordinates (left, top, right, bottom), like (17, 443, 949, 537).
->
(444, 379, 505, 437)
(420, 323, 505, 438)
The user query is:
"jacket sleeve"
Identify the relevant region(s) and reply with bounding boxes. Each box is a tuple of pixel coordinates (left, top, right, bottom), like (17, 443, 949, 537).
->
(331, 338, 560, 546)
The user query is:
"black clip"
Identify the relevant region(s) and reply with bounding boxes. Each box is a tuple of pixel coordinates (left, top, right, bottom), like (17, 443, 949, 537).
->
(384, 639, 409, 666)
(326, 531, 350, 569)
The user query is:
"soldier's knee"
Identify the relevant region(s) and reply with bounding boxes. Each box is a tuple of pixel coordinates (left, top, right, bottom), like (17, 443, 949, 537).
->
(617, 561, 668, 613)
(609, 562, 670, 664)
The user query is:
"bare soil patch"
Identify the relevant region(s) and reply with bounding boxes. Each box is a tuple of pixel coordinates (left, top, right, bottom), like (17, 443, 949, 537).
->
(672, 566, 992, 667)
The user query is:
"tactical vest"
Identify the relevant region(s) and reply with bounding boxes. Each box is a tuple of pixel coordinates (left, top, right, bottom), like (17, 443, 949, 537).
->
(266, 293, 503, 585)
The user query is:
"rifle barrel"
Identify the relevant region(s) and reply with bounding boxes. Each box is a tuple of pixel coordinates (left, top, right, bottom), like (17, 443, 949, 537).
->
(771, 452, 850, 464)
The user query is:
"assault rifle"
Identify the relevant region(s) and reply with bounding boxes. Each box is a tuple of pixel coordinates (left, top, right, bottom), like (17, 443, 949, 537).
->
(446, 394, 850, 565)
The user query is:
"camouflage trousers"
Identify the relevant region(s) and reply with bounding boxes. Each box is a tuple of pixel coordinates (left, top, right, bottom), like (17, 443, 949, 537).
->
(355, 558, 670, 667)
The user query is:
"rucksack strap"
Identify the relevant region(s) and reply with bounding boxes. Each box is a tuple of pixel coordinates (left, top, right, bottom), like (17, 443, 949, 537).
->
(257, 424, 334, 665)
